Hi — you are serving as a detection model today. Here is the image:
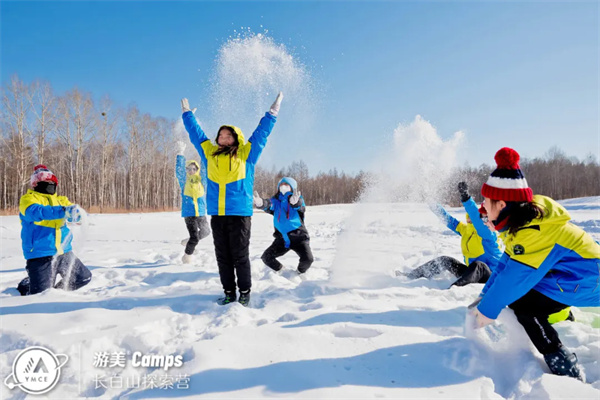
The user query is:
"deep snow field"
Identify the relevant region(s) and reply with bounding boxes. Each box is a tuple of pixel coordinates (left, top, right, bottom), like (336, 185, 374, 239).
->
(0, 197, 599, 399)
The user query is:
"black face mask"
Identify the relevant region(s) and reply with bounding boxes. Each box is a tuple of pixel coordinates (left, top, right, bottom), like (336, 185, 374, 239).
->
(34, 181, 57, 195)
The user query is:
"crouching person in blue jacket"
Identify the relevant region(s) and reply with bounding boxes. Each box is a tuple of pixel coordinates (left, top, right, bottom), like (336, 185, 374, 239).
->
(17, 165, 92, 295)
(471, 147, 600, 381)
(254, 177, 314, 274)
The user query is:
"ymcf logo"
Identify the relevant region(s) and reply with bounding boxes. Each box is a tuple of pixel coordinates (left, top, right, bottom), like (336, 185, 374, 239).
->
(4, 346, 68, 395)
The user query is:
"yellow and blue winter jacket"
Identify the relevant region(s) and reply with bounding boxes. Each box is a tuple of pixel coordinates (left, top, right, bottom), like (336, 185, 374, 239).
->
(182, 111, 276, 216)
(478, 195, 600, 319)
(19, 190, 73, 260)
(433, 199, 502, 268)
(259, 177, 309, 248)
(175, 156, 207, 218)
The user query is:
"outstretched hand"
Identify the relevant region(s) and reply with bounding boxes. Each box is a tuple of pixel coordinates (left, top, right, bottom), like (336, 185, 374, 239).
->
(65, 205, 82, 224)
(181, 98, 197, 114)
(253, 191, 263, 208)
(269, 92, 283, 116)
(458, 181, 470, 202)
(428, 203, 444, 215)
(470, 307, 494, 329)
(177, 141, 186, 155)
(289, 190, 301, 206)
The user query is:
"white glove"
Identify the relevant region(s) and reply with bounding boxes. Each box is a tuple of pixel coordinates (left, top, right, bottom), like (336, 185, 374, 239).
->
(269, 92, 283, 116)
(65, 205, 82, 224)
(181, 98, 197, 114)
(253, 191, 263, 208)
(470, 307, 494, 329)
(177, 141, 186, 155)
(289, 190, 301, 206)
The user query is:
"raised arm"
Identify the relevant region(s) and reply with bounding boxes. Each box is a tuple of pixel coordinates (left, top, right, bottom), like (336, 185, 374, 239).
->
(247, 92, 282, 164)
(253, 191, 275, 215)
(429, 203, 460, 234)
(175, 142, 187, 190)
(200, 163, 207, 193)
(462, 197, 496, 243)
(181, 98, 210, 154)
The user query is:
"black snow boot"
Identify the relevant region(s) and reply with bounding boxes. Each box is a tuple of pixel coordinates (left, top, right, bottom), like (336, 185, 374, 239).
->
(217, 291, 237, 305)
(17, 277, 30, 296)
(543, 347, 584, 381)
(238, 290, 251, 307)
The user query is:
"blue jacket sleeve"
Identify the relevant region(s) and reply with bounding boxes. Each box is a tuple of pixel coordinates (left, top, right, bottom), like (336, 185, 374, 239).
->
(462, 198, 496, 242)
(261, 198, 275, 215)
(175, 155, 186, 190)
(431, 204, 460, 234)
(201, 164, 207, 192)
(247, 112, 276, 165)
(182, 112, 210, 156)
(480, 252, 509, 297)
(477, 255, 555, 319)
(22, 203, 66, 222)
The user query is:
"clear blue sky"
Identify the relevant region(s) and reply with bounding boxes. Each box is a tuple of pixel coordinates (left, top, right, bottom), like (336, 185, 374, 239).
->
(2, 1, 598, 175)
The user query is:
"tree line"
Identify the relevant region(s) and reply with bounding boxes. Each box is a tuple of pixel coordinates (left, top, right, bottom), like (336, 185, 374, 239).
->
(1, 76, 180, 213)
(254, 160, 367, 205)
(1, 75, 598, 213)
(443, 148, 600, 207)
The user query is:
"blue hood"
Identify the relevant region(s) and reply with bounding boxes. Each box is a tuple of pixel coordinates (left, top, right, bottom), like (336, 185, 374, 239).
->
(278, 177, 298, 193)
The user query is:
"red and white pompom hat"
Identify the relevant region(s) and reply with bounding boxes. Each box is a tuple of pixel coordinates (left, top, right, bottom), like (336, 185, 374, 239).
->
(481, 147, 533, 202)
(30, 164, 58, 188)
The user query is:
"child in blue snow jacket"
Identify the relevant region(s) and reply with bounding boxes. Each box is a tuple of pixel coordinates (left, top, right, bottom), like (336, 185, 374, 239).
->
(181, 92, 283, 307)
(470, 147, 600, 381)
(406, 181, 501, 287)
(253, 177, 314, 274)
(175, 141, 210, 264)
(17, 165, 92, 295)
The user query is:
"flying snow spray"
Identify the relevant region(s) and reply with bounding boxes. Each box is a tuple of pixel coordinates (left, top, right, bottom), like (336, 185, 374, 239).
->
(195, 29, 318, 168)
(330, 115, 465, 289)
(50, 208, 89, 290)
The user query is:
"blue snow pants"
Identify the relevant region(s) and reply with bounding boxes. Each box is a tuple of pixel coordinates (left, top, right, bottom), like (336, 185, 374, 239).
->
(25, 252, 92, 294)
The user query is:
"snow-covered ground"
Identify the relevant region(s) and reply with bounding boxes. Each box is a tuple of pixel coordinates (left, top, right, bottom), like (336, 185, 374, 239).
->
(0, 197, 599, 399)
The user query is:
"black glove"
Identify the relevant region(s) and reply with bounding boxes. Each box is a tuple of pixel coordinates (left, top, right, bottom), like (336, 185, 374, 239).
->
(458, 181, 470, 203)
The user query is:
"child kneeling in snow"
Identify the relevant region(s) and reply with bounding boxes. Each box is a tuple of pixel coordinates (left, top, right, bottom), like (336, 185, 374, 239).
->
(408, 180, 574, 324)
(254, 177, 314, 274)
(17, 165, 92, 295)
